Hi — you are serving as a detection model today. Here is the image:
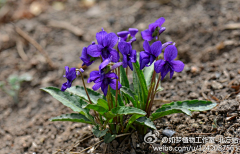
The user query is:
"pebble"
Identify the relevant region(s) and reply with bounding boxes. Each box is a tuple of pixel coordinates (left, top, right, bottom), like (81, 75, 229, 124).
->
(191, 66, 200, 73)
(189, 92, 199, 99)
(211, 81, 223, 89)
(162, 129, 175, 137)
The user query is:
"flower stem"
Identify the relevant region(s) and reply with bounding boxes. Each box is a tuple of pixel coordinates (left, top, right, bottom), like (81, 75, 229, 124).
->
(145, 71, 156, 111)
(147, 73, 161, 117)
(80, 71, 101, 124)
(80, 72, 92, 104)
(107, 86, 113, 109)
(126, 66, 128, 77)
(115, 69, 118, 107)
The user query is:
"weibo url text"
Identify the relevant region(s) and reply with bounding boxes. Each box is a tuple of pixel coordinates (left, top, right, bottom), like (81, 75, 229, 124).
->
(152, 145, 239, 152)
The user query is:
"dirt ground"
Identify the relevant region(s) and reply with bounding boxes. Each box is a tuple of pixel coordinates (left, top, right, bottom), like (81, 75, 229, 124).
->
(0, 0, 240, 153)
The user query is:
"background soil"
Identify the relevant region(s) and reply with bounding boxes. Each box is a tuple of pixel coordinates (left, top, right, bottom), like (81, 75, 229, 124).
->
(0, 0, 240, 153)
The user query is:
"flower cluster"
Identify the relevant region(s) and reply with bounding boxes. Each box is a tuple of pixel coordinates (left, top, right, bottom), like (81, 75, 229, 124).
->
(43, 17, 217, 144)
(61, 17, 184, 95)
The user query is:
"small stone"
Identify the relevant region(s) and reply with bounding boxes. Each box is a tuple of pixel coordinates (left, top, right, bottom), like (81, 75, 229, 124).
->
(189, 92, 199, 99)
(191, 112, 200, 118)
(191, 66, 200, 73)
(162, 129, 175, 137)
(211, 81, 223, 90)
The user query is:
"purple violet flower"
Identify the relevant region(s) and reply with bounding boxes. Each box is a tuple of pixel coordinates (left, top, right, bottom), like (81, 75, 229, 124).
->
(154, 45, 184, 80)
(141, 17, 166, 41)
(139, 40, 162, 70)
(117, 28, 138, 43)
(118, 41, 136, 70)
(87, 28, 119, 62)
(87, 58, 122, 96)
(61, 66, 76, 91)
(80, 42, 96, 66)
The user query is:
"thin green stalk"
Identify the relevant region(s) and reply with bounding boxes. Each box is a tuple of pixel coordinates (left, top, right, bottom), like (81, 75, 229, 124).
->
(80, 71, 101, 124)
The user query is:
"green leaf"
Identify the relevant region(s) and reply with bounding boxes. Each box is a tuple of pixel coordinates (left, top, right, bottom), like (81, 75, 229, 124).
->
(143, 63, 155, 87)
(67, 86, 103, 104)
(50, 113, 92, 124)
(104, 106, 146, 120)
(120, 86, 137, 107)
(41, 87, 88, 112)
(116, 124, 121, 134)
(104, 133, 116, 143)
(111, 106, 146, 116)
(133, 61, 148, 106)
(8, 75, 19, 85)
(135, 116, 156, 130)
(41, 87, 94, 123)
(83, 104, 108, 115)
(92, 126, 108, 138)
(120, 66, 129, 88)
(133, 66, 143, 106)
(104, 111, 116, 120)
(97, 98, 109, 111)
(125, 114, 144, 132)
(150, 100, 217, 121)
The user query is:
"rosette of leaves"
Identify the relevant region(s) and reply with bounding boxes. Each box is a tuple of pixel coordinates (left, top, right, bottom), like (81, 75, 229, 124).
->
(42, 61, 216, 143)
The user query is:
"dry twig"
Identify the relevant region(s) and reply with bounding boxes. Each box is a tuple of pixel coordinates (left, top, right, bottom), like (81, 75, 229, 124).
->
(47, 20, 83, 37)
(16, 39, 28, 61)
(68, 134, 94, 152)
(15, 26, 55, 69)
(77, 133, 132, 154)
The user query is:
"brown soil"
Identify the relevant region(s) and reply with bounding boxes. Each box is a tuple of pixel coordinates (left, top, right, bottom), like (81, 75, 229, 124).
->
(0, 0, 240, 154)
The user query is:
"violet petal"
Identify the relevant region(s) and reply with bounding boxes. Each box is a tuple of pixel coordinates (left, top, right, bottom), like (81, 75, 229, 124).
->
(170, 60, 185, 72)
(103, 32, 118, 48)
(96, 28, 108, 45)
(150, 41, 162, 57)
(164, 45, 178, 62)
(141, 29, 154, 41)
(87, 45, 102, 57)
